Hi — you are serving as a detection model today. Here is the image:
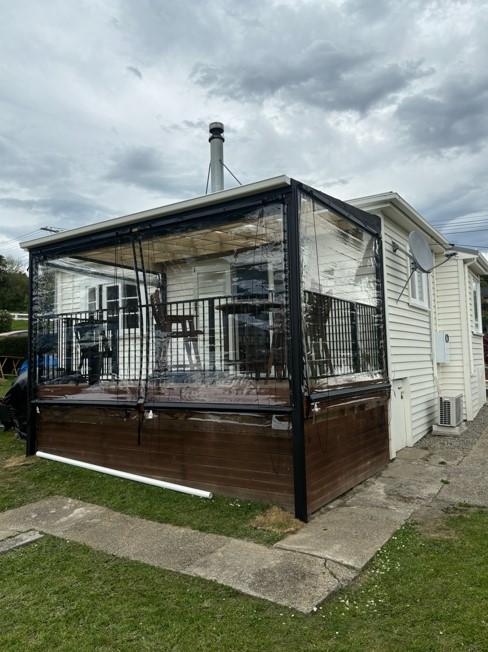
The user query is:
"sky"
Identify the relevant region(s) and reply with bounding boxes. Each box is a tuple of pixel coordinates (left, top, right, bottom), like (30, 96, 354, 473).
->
(1, 0, 488, 263)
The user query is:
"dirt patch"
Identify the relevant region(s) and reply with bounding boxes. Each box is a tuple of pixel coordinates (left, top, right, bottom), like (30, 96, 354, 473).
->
(1, 456, 36, 470)
(414, 517, 459, 540)
(250, 506, 303, 535)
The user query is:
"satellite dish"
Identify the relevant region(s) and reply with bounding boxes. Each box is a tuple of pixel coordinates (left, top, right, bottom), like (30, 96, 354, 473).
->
(408, 231, 433, 273)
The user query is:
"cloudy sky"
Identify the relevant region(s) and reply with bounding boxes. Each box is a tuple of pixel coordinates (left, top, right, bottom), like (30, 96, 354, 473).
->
(1, 0, 488, 262)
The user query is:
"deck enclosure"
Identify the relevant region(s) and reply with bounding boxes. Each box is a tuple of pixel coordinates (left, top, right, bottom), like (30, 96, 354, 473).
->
(24, 177, 390, 519)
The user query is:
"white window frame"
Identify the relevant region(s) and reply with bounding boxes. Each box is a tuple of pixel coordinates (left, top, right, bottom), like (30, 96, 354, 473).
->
(86, 282, 139, 329)
(408, 259, 430, 310)
(472, 278, 482, 334)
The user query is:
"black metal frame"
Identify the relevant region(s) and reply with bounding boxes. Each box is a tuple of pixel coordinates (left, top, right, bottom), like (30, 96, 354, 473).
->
(285, 183, 308, 521)
(25, 177, 388, 521)
(26, 252, 37, 456)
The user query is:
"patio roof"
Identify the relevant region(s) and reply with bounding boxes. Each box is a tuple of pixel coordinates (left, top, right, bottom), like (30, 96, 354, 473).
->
(20, 176, 292, 251)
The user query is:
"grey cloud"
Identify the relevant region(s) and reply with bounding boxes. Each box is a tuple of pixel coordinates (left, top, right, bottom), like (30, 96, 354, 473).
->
(126, 65, 143, 79)
(192, 42, 431, 114)
(0, 194, 110, 225)
(0, 137, 73, 189)
(396, 74, 488, 152)
(105, 145, 203, 196)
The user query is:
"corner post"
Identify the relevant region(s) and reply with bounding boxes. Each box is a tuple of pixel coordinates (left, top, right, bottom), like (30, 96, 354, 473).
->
(286, 183, 308, 521)
(26, 252, 37, 456)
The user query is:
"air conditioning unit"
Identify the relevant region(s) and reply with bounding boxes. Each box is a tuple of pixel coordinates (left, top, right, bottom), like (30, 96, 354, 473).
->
(438, 395, 463, 427)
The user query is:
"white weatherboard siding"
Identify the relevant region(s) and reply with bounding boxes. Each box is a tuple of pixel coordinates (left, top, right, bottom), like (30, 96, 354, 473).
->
(467, 269, 485, 419)
(434, 257, 466, 414)
(434, 258, 486, 421)
(380, 212, 437, 444)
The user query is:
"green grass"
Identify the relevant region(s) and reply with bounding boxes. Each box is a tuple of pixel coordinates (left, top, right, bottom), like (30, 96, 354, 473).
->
(11, 319, 28, 331)
(0, 431, 281, 544)
(1, 512, 488, 651)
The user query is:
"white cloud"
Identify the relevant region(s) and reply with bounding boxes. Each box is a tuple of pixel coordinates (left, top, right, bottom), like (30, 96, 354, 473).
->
(1, 0, 488, 262)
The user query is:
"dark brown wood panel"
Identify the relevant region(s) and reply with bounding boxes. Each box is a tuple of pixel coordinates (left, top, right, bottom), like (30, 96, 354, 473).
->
(37, 406, 294, 508)
(305, 391, 390, 515)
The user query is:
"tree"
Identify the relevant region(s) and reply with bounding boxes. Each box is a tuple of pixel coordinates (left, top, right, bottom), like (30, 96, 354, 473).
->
(0, 255, 29, 311)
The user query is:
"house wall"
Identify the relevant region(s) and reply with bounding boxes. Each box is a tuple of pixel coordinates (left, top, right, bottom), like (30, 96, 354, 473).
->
(435, 258, 486, 421)
(379, 211, 437, 445)
(467, 268, 485, 418)
(434, 257, 465, 411)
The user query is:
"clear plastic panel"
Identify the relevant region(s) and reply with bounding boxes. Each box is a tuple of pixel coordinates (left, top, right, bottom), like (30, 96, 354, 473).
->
(33, 201, 290, 406)
(300, 192, 385, 393)
(34, 242, 151, 402)
(142, 203, 289, 406)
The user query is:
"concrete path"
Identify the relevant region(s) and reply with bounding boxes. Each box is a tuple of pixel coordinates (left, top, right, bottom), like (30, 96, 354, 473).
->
(0, 496, 338, 613)
(1, 411, 487, 613)
(275, 448, 448, 571)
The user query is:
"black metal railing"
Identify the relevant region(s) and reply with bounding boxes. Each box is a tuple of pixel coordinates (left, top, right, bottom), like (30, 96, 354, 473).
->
(303, 290, 384, 379)
(33, 291, 384, 386)
(33, 293, 288, 385)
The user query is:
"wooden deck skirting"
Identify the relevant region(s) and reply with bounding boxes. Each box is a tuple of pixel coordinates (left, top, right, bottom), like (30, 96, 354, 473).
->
(35, 387, 389, 515)
(36, 405, 295, 509)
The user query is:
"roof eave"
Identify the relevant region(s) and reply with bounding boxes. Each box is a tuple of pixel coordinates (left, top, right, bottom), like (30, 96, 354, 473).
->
(21, 175, 291, 251)
(349, 192, 450, 248)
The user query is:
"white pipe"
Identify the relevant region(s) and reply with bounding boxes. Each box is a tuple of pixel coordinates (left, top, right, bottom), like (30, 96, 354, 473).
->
(36, 451, 213, 499)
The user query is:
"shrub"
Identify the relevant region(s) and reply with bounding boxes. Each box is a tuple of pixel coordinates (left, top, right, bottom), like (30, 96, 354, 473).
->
(0, 310, 12, 333)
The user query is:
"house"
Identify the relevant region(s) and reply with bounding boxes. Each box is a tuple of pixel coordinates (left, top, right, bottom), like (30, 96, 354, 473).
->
(350, 193, 488, 455)
(21, 175, 390, 521)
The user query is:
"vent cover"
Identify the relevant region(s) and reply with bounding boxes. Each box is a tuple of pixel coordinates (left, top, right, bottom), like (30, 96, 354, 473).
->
(438, 395, 463, 427)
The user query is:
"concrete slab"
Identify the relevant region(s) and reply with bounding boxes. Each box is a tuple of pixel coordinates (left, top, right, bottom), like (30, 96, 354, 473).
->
(438, 464, 488, 507)
(0, 530, 43, 554)
(395, 447, 430, 462)
(0, 497, 338, 612)
(426, 450, 465, 466)
(379, 459, 447, 501)
(0, 497, 230, 572)
(0, 529, 18, 541)
(0, 496, 107, 535)
(275, 505, 407, 569)
(344, 480, 416, 516)
(187, 540, 338, 612)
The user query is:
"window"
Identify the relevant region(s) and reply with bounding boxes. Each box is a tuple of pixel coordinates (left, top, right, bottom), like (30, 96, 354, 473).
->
(123, 283, 139, 329)
(87, 283, 138, 329)
(473, 279, 482, 333)
(409, 262, 430, 309)
(106, 285, 119, 314)
(87, 287, 97, 313)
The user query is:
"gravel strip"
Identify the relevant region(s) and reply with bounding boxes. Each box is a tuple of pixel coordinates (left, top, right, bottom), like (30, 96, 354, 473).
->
(415, 403, 488, 453)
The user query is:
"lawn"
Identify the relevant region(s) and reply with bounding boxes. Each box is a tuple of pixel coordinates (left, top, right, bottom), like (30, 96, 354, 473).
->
(1, 510, 488, 650)
(0, 430, 284, 545)
(11, 319, 28, 331)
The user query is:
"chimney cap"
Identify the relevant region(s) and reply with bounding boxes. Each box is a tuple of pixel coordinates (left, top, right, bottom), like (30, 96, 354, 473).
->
(209, 121, 224, 141)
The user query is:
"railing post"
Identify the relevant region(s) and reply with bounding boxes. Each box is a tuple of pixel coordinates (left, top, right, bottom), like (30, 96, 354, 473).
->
(208, 298, 216, 372)
(350, 303, 360, 373)
(65, 317, 73, 374)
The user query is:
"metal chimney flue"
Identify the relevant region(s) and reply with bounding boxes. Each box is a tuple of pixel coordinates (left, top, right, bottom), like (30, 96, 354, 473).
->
(209, 121, 224, 192)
